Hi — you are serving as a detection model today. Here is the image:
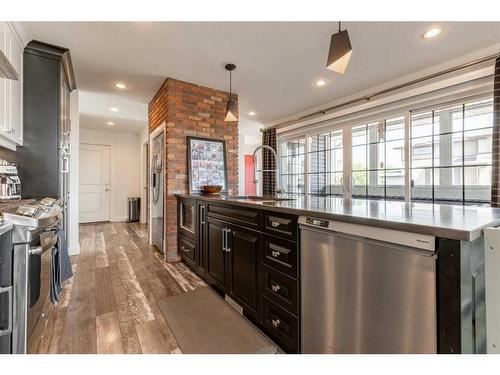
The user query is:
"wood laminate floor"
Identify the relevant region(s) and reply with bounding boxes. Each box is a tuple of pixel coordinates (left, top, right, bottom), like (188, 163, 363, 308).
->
(35, 221, 206, 354)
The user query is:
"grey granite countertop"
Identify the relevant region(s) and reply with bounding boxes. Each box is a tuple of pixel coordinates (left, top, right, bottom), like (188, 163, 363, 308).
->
(176, 194, 500, 241)
(0, 199, 36, 214)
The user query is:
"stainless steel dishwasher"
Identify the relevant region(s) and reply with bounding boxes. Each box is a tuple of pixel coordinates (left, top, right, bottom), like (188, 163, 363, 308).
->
(299, 216, 437, 354)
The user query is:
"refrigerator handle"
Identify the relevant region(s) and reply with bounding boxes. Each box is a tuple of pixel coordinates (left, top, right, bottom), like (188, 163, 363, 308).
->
(0, 286, 13, 336)
(60, 156, 69, 174)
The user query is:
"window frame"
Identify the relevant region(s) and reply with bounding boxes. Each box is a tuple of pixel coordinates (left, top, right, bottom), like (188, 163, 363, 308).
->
(277, 94, 493, 205)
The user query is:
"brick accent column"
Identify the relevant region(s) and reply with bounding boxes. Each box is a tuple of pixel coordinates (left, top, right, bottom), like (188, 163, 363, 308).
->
(148, 78, 239, 260)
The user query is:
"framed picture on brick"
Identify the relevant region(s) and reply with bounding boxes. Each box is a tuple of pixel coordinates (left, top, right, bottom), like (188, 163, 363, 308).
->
(187, 136, 228, 194)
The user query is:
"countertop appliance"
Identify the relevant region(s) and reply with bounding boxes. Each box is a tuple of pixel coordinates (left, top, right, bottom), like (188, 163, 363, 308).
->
(151, 130, 164, 253)
(1, 200, 61, 354)
(0, 161, 21, 200)
(299, 216, 437, 353)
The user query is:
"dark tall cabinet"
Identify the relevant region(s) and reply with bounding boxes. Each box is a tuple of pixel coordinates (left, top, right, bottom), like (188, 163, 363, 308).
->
(17, 40, 76, 240)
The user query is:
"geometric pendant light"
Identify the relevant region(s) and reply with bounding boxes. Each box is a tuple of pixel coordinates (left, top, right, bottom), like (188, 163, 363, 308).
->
(224, 63, 238, 122)
(326, 22, 353, 74)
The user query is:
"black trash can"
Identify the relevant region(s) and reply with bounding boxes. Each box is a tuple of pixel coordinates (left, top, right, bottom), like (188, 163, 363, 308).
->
(127, 197, 140, 222)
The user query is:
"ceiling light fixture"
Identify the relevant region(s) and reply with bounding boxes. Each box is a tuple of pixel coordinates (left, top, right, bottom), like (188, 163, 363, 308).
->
(114, 82, 126, 89)
(423, 28, 441, 39)
(315, 79, 326, 87)
(224, 63, 238, 122)
(110, 107, 118, 112)
(248, 111, 256, 116)
(107, 121, 115, 126)
(326, 21, 353, 74)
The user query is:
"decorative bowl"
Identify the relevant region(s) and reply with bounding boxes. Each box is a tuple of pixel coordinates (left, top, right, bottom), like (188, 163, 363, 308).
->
(201, 185, 222, 195)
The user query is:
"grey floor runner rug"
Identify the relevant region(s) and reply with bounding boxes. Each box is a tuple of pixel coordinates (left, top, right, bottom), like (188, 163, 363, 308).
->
(157, 287, 277, 354)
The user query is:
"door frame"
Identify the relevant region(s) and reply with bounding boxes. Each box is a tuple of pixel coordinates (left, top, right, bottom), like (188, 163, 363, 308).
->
(141, 140, 149, 224)
(148, 123, 166, 253)
(79, 142, 111, 223)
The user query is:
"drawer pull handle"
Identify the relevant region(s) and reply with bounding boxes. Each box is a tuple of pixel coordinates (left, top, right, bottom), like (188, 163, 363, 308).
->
(271, 284, 280, 292)
(180, 246, 189, 252)
(271, 250, 280, 258)
(271, 221, 280, 228)
(271, 319, 281, 328)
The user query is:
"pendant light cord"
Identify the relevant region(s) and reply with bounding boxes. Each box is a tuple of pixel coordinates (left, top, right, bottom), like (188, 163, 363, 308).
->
(229, 70, 232, 98)
(338, 21, 341, 32)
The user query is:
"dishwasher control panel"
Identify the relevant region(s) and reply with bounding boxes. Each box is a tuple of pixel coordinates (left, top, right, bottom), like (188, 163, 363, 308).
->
(305, 217, 330, 228)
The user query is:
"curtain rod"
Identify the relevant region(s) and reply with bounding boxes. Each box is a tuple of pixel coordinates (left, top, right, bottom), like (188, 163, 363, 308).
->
(266, 52, 500, 131)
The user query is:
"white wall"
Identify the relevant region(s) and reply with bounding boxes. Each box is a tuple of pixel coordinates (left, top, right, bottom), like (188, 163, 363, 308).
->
(80, 128, 141, 222)
(139, 125, 149, 223)
(68, 90, 80, 255)
(238, 119, 263, 195)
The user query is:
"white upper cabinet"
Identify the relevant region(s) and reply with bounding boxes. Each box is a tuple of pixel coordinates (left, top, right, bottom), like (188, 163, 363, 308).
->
(0, 22, 24, 147)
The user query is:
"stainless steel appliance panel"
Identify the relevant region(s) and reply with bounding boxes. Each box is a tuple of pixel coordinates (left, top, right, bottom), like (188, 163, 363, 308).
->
(151, 132, 164, 252)
(11, 242, 28, 353)
(0, 224, 14, 353)
(301, 226, 437, 353)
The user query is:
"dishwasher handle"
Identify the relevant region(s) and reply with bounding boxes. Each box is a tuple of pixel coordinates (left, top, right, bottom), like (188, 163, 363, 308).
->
(300, 225, 436, 257)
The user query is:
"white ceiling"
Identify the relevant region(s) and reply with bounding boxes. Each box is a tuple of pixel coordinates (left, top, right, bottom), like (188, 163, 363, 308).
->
(25, 21, 500, 131)
(78, 91, 147, 133)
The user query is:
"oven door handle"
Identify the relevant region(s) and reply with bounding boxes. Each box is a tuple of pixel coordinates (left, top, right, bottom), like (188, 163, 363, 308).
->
(0, 286, 13, 336)
(29, 236, 58, 256)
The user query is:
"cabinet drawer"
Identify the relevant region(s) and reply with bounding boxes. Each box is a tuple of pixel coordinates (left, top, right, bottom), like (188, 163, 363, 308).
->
(207, 203, 260, 229)
(262, 235, 298, 278)
(262, 296, 299, 353)
(262, 265, 298, 315)
(263, 212, 298, 241)
(178, 234, 195, 262)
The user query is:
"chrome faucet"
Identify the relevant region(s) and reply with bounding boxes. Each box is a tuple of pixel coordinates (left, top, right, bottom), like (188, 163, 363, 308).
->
(252, 145, 283, 194)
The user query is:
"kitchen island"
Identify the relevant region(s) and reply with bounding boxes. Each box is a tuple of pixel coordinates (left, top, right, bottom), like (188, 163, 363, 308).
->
(176, 194, 500, 354)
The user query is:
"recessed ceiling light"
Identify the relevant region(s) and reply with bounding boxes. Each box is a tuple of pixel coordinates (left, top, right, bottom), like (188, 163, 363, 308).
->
(114, 82, 126, 89)
(107, 121, 115, 126)
(110, 107, 118, 112)
(423, 28, 441, 39)
(315, 79, 326, 87)
(248, 111, 256, 116)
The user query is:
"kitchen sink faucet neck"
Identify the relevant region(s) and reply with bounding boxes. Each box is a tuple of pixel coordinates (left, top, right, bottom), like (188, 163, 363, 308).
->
(252, 145, 283, 194)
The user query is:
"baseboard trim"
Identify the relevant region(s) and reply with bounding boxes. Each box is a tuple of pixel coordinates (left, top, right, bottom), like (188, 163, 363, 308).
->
(111, 216, 127, 222)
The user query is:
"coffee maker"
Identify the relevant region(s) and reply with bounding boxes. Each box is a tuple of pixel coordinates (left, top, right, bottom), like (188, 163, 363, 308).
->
(0, 160, 21, 200)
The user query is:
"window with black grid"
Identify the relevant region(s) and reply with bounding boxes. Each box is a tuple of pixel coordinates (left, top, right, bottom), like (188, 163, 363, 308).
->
(410, 98, 493, 204)
(279, 138, 305, 195)
(351, 116, 405, 199)
(307, 130, 343, 196)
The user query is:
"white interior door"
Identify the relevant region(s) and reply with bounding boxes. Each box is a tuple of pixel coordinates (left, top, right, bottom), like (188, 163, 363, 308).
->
(79, 143, 111, 223)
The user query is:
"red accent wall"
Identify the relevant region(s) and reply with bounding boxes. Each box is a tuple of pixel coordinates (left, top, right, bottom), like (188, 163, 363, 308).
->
(244, 155, 256, 195)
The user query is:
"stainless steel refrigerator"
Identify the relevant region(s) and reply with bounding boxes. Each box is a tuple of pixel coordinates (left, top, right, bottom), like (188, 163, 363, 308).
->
(151, 131, 164, 253)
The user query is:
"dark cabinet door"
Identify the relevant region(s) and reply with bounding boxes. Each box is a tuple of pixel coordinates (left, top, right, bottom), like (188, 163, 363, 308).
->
(227, 226, 260, 319)
(178, 198, 196, 239)
(205, 218, 227, 293)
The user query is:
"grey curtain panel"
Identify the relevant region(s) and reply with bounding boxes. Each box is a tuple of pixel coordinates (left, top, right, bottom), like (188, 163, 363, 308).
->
(262, 128, 277, 195)
(492, 56, 500, 207)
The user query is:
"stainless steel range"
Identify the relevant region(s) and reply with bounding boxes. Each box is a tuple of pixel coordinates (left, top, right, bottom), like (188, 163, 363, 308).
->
(0, 201, 61, 354)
